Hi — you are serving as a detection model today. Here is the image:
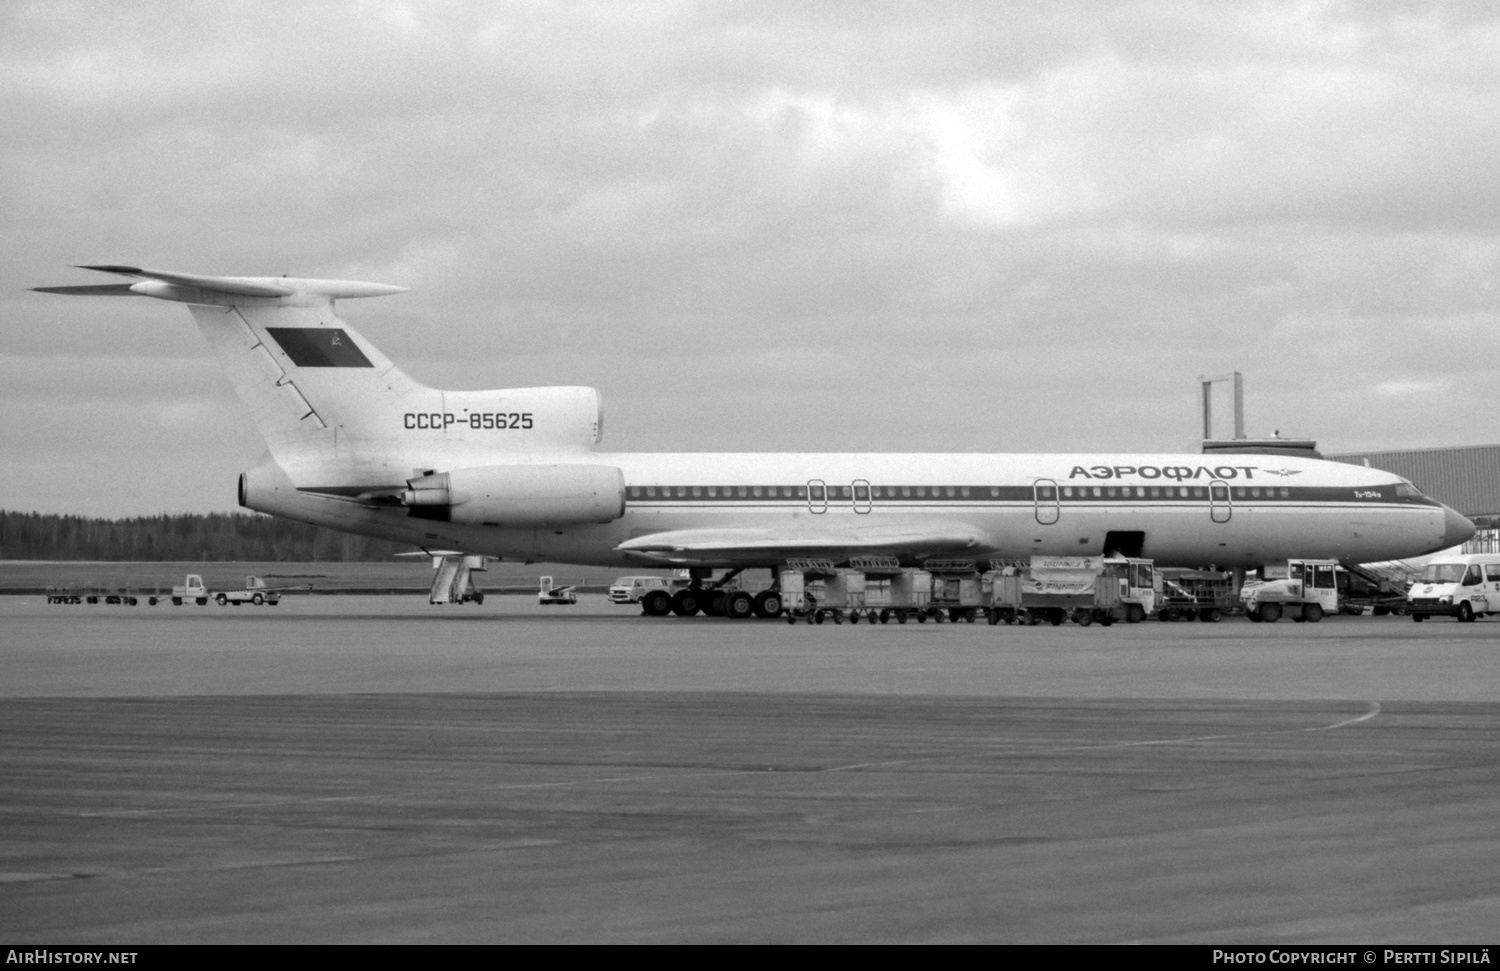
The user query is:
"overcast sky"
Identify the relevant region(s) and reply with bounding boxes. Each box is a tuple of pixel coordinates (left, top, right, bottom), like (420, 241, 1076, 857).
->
(5, 1, 1500, 517)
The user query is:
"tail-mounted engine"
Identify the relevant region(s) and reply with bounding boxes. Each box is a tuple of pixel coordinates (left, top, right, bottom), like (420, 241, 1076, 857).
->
(402, 464, 626, 526)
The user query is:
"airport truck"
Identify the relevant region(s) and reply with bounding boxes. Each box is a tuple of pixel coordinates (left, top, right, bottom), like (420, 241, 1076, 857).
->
(997, 556, 1155, 626)
(1240, 559, 1338, 623)
(213, 576, 283, 606)
(171, 575, 210, 606)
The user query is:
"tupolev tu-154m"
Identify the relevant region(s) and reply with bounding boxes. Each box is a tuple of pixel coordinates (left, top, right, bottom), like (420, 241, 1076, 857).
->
(37, 265, 1474, 610)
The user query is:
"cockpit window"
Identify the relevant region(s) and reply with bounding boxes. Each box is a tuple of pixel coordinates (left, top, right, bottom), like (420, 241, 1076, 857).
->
(1394, 481, 1423, 498)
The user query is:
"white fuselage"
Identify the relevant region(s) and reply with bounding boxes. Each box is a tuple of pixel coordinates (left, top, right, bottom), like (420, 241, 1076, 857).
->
(247, 449, 1465, 569)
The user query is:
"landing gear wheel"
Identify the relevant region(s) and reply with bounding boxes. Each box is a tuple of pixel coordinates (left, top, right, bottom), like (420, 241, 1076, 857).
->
(725, 590, 755, 620)
(473, 592, 484, 605)
(642, 589, 673, 616)
(671, 589, 703, 617)
(752, 591, 783, 619)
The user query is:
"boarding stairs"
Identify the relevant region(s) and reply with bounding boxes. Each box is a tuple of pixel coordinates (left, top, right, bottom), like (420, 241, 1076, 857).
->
(428, 554, 488, 604)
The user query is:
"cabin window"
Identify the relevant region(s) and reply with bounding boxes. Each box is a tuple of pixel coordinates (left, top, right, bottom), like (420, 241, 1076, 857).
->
(1463, 566, 1483, 586)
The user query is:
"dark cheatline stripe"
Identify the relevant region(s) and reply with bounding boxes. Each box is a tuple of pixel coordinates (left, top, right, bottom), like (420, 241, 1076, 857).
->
(266, 327, 373, 368)
(622, 484, 1434, 506)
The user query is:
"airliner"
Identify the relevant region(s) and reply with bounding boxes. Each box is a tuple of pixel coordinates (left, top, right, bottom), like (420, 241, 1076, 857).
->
(37, 266, 1474, 608)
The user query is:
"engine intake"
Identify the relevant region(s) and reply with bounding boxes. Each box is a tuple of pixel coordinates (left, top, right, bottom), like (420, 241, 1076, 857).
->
(402, 464, 626, 526)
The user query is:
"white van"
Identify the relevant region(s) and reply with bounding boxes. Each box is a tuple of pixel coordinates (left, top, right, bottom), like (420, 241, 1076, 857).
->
(1407, 553, 1500, 622)
(608, 575, 675, 604)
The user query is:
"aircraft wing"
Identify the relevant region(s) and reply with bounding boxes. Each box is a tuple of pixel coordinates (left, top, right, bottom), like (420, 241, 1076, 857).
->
(616, 519, 989, 565)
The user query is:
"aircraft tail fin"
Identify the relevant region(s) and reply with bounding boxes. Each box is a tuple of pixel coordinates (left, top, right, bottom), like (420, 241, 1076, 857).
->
(38, 266, 606, 491)
(36, 266, 424, 483)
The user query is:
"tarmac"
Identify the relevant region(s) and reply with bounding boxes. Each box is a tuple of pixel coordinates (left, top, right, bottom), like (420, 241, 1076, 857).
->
(2, 595, 1498, 943)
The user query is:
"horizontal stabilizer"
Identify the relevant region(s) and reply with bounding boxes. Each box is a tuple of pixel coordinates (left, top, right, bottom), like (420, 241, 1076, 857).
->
(35, 265, 407, 305)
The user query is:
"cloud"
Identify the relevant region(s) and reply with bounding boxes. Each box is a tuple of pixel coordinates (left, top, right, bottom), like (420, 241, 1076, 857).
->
(4, 1, 1500, 514)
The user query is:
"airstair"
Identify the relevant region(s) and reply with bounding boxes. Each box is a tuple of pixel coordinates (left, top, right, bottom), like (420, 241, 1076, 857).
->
(428, 554, 488, 604)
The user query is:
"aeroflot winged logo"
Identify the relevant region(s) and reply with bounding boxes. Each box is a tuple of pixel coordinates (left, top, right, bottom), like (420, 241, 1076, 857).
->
(266, 328, 373, 368)
(1262, 467, 1304, 477)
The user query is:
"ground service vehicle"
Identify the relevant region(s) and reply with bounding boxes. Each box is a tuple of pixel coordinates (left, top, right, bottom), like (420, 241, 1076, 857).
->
(171, 575, 210, 606)
(995, 556, 1154, 626)
(213, 576, 283, 606)
(1406, 553, 1500, 622)
(1156, 569, 1233, 622)
(1240, 559, 1339, 623)
(37, 266, 1473, 615)
(609, 576, 673, 604)
(538, 576, 578, 605)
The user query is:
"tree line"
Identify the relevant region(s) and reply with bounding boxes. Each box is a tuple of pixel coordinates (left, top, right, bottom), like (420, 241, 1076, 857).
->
(0, 510, 407, 561)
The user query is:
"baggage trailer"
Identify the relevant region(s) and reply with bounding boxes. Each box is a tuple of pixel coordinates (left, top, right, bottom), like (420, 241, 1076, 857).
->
(1156, 569, 1235, 622)
(1240, 558, 1339, 623)
(782, 559, 850, 625)
(987, 567, 1026, 625)
(852, 559, 933, 624)
(1018, 556, 1100, 626)
(924, 559, 987, 623)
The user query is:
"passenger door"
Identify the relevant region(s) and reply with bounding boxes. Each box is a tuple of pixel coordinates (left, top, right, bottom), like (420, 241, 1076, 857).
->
(807, 479, 828, 514)
(1209, 479, 1232, 524)
(852, 479, 873, 514)
(1033, 479, 1059, 525)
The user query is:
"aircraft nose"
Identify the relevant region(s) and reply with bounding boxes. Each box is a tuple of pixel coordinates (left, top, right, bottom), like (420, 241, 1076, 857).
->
(1442, 504, 1476, 549)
